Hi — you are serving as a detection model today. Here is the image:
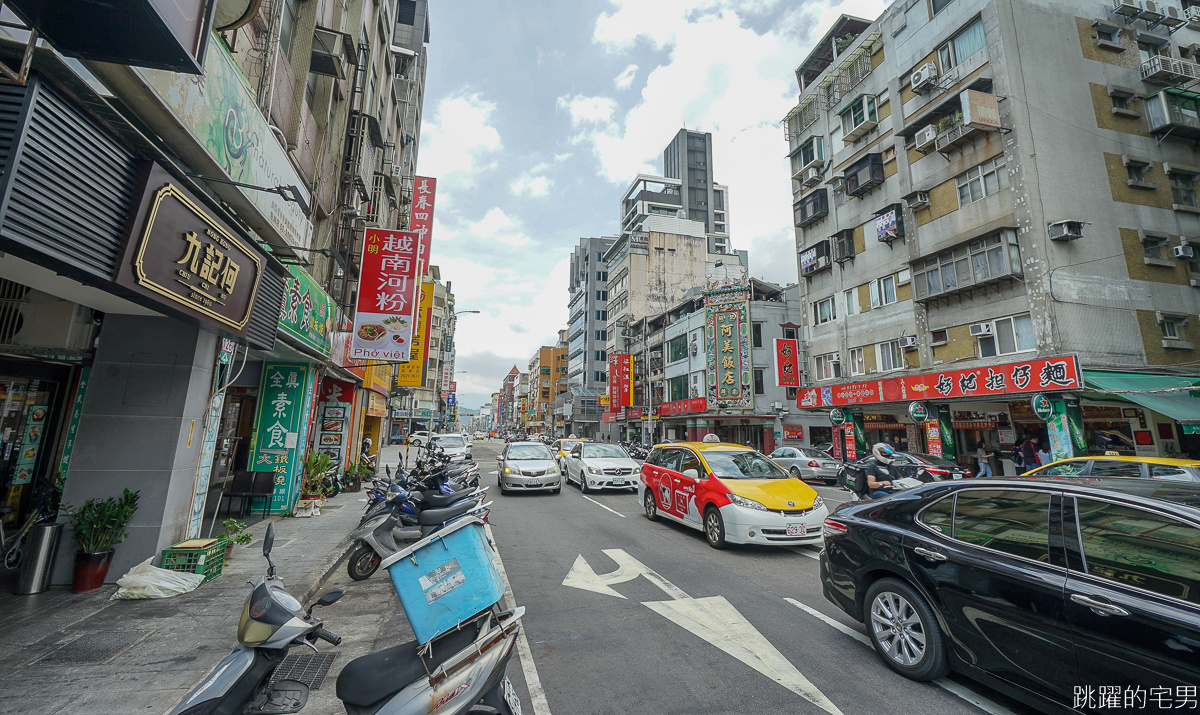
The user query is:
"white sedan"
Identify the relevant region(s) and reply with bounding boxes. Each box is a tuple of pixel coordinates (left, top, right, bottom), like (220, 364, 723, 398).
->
(563, 443, 641, 493)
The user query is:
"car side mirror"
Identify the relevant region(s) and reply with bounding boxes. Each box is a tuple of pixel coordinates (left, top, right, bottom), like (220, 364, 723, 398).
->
(682, 468, 699, 480)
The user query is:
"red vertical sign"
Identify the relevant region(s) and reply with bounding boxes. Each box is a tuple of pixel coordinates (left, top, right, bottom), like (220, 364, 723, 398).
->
(351, 229, 420, 361)
(410, 177, 436, 278)
(773, 338, 800, 388)
(843, 425, 857, 460)
(608, 354, 633, 409)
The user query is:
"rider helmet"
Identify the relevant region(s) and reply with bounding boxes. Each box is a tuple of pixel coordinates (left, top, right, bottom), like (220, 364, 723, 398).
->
(872, 442, 896, 464)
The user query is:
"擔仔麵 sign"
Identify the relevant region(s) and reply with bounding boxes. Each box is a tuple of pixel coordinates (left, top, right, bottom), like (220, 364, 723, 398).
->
(117, 164, 263, 335)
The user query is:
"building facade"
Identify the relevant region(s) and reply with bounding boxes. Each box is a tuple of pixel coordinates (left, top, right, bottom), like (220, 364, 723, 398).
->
(784, 0, 1200, 471)
(662, 129, 731, 250)
(568, 236, 616, 390)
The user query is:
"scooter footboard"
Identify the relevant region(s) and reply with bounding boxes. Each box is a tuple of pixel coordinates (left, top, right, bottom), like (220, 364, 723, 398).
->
(169, 645, 287, 715)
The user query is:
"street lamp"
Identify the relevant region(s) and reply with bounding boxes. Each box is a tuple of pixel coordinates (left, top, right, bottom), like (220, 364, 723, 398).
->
(454, 310, 480, 317)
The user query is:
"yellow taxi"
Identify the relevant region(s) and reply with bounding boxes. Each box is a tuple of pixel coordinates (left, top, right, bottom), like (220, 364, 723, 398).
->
(1021, 453, 1200, 483)
(638, 439, 827, 548)
(551, 438, 586, 474)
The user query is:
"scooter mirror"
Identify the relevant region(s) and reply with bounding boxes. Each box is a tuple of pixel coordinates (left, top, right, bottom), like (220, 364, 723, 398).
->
(263, 522, 275, 556)
(316, 588, 346, 607)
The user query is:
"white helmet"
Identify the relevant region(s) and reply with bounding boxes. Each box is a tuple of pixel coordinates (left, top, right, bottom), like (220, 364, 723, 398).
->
(872, 442, 896, 464)
(702, 433, 720, 443)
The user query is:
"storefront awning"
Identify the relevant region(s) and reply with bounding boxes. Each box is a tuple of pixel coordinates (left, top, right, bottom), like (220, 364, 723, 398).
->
(1083, 371, 1200, 426)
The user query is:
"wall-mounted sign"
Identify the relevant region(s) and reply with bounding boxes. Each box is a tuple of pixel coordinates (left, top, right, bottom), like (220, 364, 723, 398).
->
(1031, 393, 1055, 421)
(800, 246, 819, 272)
(117, 164, 263, 335)
(409, 176, 437, 281)
(908, 401, 929, 423)
(829, 408, 847, 425)
(875, 207, 902, 243)
(774, 338, 801, 388)
(961, 89, 1001, 130)
(249, 363, 315, 514)
(782, 426, 804, 440)
(394, 282, 435, 387)
(705, 284, 753, 410)
(352, 229, 421, 361)
(659, 397, 707, 415)
(608, 354, 633, 409)
(280, 266, 333, 357)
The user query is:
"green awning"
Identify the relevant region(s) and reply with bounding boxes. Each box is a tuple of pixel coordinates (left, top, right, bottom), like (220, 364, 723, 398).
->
(1083, 371, 1200, 427)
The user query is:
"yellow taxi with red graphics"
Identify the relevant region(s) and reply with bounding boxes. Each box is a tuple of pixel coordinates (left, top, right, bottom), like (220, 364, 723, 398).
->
(638, 440, 828, 549)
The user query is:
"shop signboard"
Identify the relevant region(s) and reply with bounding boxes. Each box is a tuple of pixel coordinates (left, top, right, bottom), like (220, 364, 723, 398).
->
(185, 337, 236, 538)
(1030, 393, 1055, 421)
(704, 284, 753, 410)
(57, 367, 91, 479)
(962, 89, 1002, 130)
(659, 397, 707, 415)
(409, 176, 437, 281)
(117, 164, 264, 335)
(249, 362, 313, 514)
(773, 338, 800, 388)
(395, 281, 435, 387)
(797, 356, 1081, 408)
(908, 401, 930, 423)
(137, 38, 313, 249)
(829, 408, 847, 425)
(352, 229, 421, 361)
(280, 266, 334, 357)
(782, 426, 804, 440)
(937, 405, 956, 458)
(599, 394, 610, 406)
(607, 354, 633, 409)
(876, 207, 902, 242)
(926, 419, 943, 457)
(11, 381, 47, 486)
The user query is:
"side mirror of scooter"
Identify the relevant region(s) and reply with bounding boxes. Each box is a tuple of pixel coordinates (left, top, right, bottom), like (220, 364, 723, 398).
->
(263, 522, 277, 578)
(306, 588, 346, 617)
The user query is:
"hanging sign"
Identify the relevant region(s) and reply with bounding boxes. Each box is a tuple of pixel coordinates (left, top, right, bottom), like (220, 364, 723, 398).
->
(705, 284, 753, 410)
(1031, 393, 1055, 421)
(774, 338, 801, 388)
(607, 354, 633, 409)
(352, 229, 421, 361)
(279, 266, 334, 357)
(908, 401, 929, 423)
(829, 408, 848, 425)
(249, 363, 314, 513)
(394, 281, 435, 387)
(409, 176, 437, 279)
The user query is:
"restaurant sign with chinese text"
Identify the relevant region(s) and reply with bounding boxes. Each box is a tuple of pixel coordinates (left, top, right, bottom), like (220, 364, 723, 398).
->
(705, 284, 752, 410)
(659, 397, 706, 415)
(117, 164, 263, 335)
(279, 265, 333, 357)
(351, 229, 421, 361)
(249, 362, 315, 514)
(607, 354, 633, 409)
(797, 355, 1082, 408)
(773, 338, 800, 388)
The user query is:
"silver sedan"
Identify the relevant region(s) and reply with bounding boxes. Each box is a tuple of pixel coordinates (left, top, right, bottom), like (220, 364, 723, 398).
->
(563, 442, 641, 493)
(769, 447, 841, 485)
(496, 442, 561, 494)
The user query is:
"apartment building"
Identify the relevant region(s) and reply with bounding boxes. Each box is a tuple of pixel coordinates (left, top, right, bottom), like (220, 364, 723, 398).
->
(662, 129, 731, 249)
(568, 236, 616, 389)
(526, 342, 567, 432)
(784, 0, 1199, 468)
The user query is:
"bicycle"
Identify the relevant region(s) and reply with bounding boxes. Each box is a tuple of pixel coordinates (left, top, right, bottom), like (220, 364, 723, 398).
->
(1, 499, 54, 570)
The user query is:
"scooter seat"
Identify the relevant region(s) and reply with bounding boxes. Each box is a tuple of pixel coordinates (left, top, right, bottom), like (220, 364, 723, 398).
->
(423, 488, 475, 508)
(335, 626, 478, 708)
(416, 501, 475, 526)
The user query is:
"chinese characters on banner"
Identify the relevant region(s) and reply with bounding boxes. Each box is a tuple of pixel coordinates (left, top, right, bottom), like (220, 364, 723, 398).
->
(704, 285, 753, 410)
(659, 397, 706, 415)
(797, 356, 1081, 408)
(774, 338, 801, 388)
(782, 426, 803, 440)
(607, 354, 633, 409)
(280, 265, 334, 357)
(249, 363, 314, 514)
(394, 281, 435, 387)
(352, 229, 421, 361)
(409, 176, 436, 318)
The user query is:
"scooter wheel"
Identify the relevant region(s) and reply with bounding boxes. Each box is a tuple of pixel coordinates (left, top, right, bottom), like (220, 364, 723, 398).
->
(347, 544, 381, 581)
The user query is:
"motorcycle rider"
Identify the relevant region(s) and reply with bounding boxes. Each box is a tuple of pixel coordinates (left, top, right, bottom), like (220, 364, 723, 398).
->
(866, 443, 897, 499)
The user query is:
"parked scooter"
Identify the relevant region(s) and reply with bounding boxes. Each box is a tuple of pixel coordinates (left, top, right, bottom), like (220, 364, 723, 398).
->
(347, 488, 491, 580)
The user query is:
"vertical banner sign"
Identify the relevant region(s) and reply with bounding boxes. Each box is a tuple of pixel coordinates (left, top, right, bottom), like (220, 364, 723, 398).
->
(57, 366, 92, 480)
(395, 282, 435, 387)
(704, 284, 753, 409)
(280, 266, 334, 357)
(408, 176, 437, 331)
(773, 338, 800, 388)
(607, 354, 633, 408)
(250, 363, 313, 514)
(352, 229, 421, 362)
(925, 419, 943, 457)
(937, 405, 956, 459)
(849, 413, 867, 461)
(186, 338, 236, 538)
(1064, 396, 1088, 458)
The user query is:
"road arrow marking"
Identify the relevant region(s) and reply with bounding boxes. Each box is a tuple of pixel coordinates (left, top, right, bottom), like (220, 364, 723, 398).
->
(563, 550, 841, 714)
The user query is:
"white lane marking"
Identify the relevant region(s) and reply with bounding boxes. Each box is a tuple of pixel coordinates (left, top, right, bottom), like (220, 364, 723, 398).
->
(787, 546, 822, 561)
(784, 598, 1019, 715)
(563, 550, 842, 715)
(485, 524, 552, 715)
(580, 494, 626, 518)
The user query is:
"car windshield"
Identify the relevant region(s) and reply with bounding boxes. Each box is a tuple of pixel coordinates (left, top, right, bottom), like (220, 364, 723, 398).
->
(508, 445, 552, 460)
(909, 453, 957, 468)
(703, 450, 789, 479)
(433, 436, 465, 448)
(798, 448, 830, 459)
(583, 444, 628, 459)
(560, 440, 582, 451)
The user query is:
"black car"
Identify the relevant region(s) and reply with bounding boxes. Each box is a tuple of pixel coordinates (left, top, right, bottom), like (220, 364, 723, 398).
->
(820, 477, 1200, 714)
(837, 451, 970, 487)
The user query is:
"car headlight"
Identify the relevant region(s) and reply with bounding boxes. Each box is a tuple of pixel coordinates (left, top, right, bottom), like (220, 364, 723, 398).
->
(727, 493, 768, 511)
(812, 495, 824, 509)
(504, 467, 516, 474)
(587, 466, 601, 475)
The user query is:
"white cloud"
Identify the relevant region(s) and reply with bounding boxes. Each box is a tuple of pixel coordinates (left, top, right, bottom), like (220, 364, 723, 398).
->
(510, 163, 553, 197)
(417, 93, 502, 192)
(614, 63, 638, 89)
(556, 93, 619, 127)
(468, 207, 534, 247)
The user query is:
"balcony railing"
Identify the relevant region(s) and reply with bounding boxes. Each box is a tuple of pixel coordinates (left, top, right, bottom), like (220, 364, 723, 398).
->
(1140, 55, 1200, 85)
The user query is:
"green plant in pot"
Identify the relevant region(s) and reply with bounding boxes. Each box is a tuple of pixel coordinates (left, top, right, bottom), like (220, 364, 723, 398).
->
(300, 450, 334, 500)
(217, 518, 253, 561)
(65, 488, 140, 594)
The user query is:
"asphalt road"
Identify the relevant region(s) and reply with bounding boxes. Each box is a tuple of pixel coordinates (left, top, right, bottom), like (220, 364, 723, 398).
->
(475, 440, 1041, 715)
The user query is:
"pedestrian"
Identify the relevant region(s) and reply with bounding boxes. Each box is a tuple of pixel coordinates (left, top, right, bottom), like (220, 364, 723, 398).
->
(892, 434, 903, 451)
(975, 440, 994, 478)
(1011, 436, 1026, 472)
(1022, 435, 1041, 468)
(1038, 442, 1052, 467)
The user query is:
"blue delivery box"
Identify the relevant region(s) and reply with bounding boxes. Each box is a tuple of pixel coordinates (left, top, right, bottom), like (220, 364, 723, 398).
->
(380, 516, 506, 644)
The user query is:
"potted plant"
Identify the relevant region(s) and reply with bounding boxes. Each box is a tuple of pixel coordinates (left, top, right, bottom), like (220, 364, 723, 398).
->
(216, 518, 253, 561)
(65, 488, 140, 594)
(299, 450, 334, 501)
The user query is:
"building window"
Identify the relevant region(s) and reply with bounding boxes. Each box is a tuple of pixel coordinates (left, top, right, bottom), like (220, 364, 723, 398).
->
(1112, 93, 1129, 110)
(913, 230, 1023, 300)
(849, 347, 866, 376)
(957, 156, 1008, 206)
(667, 335, 688, 362)
(786, 387, 798, 399)
(869, 275, 897, 308)
(932, 0, 954, 15)
(937, 16, 983, 68)
(1172, 173, 1198, 207)
(753, 369, 765, 395)
(596, 290, 608, 300)
(595, 310, 607, 320)
(1142, 233, 1168, 259)
(978, 313, 1035, 357)
(1127, 161, 1147, 182)
(595, 330, 607, 340)
(930, 328, 949, 345)
(279, 0, 299, 56)
(877, 341, 905, 372)
(752, 323, 763, 348)
(800, 136, 824, 168)
(844, 288, 859, 316)
(783, 327, 797, 340)
(1139, 41, 1167, 64)
(597, 252, 603, 261)
(813, 296, 837, 325)
(815, 353, 841, 380)
(1162, 315, 1185, 339)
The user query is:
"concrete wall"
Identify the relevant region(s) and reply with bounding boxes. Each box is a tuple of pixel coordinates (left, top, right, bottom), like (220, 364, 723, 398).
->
(54, 315, 218, 584)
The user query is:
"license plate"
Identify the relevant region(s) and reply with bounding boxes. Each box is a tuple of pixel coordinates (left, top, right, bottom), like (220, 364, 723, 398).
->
(952, 474, 962, 480)
(612, 479, 625, 485)
(527, 481, 540, 487)
(786, 524, 806, 536)
(501, 677, 523, 715)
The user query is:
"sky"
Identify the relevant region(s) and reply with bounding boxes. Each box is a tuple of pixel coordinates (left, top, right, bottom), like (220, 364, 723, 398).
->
(419, 0, 887, 410)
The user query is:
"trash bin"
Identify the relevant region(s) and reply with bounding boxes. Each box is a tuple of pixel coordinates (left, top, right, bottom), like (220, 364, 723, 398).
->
(14, 522, 63, 595)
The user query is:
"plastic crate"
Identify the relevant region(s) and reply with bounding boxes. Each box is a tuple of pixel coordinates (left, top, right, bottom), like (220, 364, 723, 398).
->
(380, 517, 504, 644)
(160, 538, 226, 584)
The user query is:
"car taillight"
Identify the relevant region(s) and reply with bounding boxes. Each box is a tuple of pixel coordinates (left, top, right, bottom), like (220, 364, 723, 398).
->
(925, 468, 950, 477)
(808, 460, 820, 468)
(823, 518, 849, 538)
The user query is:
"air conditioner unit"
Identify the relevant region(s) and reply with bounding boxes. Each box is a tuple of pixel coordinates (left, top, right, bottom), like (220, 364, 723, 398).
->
(802, 167, 822, 187)
(898, 336, 918, 350)
(905, 191, 930, 209)
(1163, 4, 1185, 28)
(911, 62, 938, 93)
(1049, 221, 1084, 242)
(969, 323, 994, 337)
(1113, 0, 1143, 17)
(391, 165, 402, 178)
(1175, 244, 1196, 259)
(1141, 0, 1163, 22)
(914, 125, 938, 151)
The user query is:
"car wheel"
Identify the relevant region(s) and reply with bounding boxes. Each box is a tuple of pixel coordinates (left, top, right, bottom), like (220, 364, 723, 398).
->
(704, 507, 727, 549)
(864, 578, 949, 681)
(580, 473, 590, 494)
(643, 490, 659, 521)
(498, 474, 508, 495)
(789, 467, 802, 480)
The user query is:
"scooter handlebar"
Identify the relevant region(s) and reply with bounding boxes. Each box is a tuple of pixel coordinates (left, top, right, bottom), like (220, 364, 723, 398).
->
(313, 627, 342, 645)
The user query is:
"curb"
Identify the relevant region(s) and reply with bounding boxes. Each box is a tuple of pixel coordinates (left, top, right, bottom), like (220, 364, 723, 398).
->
(299, 511, 360, 605)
